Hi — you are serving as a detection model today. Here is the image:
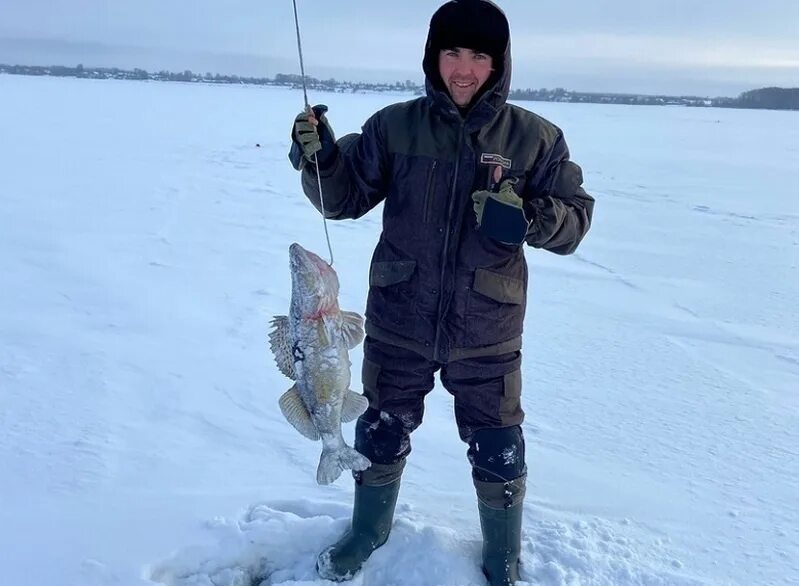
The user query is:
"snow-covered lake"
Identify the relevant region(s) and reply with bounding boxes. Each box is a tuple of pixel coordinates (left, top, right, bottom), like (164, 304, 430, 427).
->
(1, 74, 797, 585)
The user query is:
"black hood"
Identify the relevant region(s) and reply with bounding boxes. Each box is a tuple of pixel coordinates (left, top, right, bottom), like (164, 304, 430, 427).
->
(422, 0, 512, 117)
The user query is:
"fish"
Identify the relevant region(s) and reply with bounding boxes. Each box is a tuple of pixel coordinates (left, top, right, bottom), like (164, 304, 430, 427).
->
(269, 243, 371, 484)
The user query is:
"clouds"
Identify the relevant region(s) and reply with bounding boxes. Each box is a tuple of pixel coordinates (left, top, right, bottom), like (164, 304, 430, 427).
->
(507, 0, 799, 38)
(1, 0, 797, 95)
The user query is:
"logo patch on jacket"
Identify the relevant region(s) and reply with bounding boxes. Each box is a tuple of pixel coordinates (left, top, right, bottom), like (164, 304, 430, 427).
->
(480, 153, 513, 187)
(480, 153, 512, 169)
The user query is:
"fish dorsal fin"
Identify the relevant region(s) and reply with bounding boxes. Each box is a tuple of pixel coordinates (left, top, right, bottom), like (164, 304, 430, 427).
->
(341, 390, 369, 423)
(341, 311, 365, 350)
(269, 316, 296, 380)
(279, 385, 320, 441)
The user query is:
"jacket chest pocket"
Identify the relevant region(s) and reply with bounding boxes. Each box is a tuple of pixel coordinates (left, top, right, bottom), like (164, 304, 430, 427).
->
(479, 165, 529, 196)
(422, 161, 439, 223)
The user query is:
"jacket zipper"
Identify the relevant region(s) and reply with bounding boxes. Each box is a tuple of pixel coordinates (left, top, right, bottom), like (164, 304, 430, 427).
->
(432, 125, 464, 362)
(422, 160, 438, 223)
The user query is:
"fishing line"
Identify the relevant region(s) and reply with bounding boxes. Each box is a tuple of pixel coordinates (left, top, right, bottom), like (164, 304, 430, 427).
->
(292, 0, 335, 266)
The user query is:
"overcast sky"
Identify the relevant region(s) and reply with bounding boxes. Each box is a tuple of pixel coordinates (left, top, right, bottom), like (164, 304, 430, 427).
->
(1, 0, 797, 96)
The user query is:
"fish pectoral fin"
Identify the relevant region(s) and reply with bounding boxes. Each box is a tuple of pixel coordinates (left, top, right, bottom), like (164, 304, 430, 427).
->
(269, 315, 297, 380)
(279, 385, 320, 441)
(340, 311, 365, 350)
(341, 390, 369, 423)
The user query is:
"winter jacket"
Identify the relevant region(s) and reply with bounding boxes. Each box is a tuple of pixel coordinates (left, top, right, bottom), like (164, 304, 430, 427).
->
(300, 1, 594, 363)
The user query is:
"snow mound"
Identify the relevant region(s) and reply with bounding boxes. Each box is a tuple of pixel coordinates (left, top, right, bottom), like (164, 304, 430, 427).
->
(148, 501, 705, 586)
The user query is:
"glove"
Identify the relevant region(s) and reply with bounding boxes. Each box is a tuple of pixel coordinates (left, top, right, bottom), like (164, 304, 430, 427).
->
(289, 104, 337, 171)
(471, 178, 530, 245)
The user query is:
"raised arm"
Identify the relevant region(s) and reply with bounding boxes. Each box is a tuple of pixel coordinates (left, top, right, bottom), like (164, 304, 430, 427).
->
(290, 108, 389, 220)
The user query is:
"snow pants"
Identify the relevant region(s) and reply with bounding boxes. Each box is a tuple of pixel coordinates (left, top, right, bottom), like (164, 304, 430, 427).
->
(355, 336, 526, 483)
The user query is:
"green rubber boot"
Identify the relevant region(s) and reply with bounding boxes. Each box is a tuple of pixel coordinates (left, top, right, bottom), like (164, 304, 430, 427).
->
(475, 475, 526, 586)
(316, 461, 404, 581)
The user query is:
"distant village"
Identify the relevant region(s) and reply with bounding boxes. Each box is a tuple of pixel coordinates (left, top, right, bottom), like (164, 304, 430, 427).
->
(1, 63, 797, 111)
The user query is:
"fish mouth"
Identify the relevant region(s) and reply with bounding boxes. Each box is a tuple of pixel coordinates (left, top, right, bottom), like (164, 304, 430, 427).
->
(289, 243, 338, 304)
(289, 242, 311, 272)
(289, 242, 304, 258)
(289, 242, 327, 270)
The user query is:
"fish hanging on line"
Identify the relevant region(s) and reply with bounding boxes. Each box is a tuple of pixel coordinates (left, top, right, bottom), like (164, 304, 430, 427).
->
(269, 243, 371, 484)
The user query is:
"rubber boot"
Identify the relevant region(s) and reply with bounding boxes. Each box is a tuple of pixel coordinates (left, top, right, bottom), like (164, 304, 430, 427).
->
(475, 475, 526, 586)
(316, 461, 404, 581)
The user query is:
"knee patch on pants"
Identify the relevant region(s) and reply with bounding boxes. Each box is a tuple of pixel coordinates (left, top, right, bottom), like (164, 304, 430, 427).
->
(467, 425, 526, 482)
(355, 407, 413, 465)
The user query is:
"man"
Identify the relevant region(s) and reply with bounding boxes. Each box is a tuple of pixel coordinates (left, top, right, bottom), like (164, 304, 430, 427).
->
(289, 1, 594, 584)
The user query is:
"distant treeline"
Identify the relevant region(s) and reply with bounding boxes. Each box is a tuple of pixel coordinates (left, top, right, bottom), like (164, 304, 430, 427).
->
(0, 64, 422, 94)
(1, 63, 797, 111)
(508, 87, 799, 110)
(507, 87, 712, 108)
(711, 87, 799, 111)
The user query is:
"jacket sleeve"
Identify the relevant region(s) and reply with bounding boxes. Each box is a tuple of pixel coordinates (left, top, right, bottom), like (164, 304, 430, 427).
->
(300, 111, 389, 220)
(523, 131, 594, 255)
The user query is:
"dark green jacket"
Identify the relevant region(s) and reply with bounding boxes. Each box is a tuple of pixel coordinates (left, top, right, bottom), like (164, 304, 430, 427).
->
(301, 2, 594, 362)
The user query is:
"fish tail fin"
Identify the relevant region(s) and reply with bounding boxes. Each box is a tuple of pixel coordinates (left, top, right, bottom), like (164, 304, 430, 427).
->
(316, 446, 372, 485)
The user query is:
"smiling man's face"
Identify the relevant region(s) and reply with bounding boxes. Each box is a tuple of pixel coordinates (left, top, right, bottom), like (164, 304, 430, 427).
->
(438, 47, 494, 108)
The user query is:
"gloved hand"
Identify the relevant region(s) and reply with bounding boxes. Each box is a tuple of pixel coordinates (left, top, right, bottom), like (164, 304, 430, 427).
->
(472, 178, 530, 245)
(289, 104, 337, 171)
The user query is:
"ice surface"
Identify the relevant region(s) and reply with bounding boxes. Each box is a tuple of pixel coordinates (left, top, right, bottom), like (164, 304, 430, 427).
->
(1, 74, 797, 585)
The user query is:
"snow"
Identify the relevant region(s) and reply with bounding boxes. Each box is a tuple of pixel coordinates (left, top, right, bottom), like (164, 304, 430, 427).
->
(1, 74, 798, 585)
